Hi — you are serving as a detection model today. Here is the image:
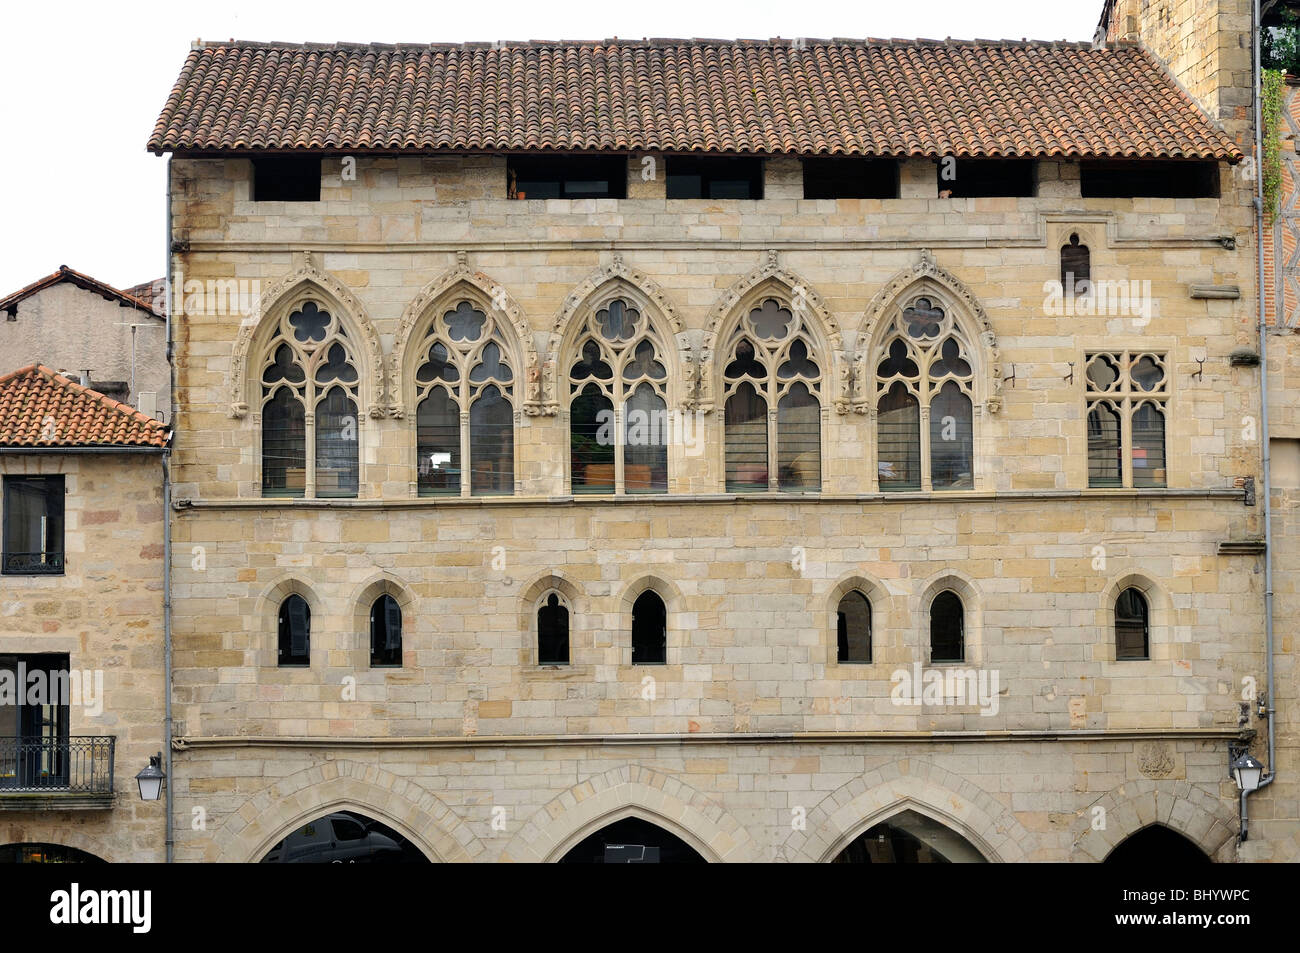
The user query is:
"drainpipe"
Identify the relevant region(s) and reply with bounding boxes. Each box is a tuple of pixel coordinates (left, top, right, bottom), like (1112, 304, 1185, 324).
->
(163, 155, 175, 863)
(1250, 0, 1277, 823)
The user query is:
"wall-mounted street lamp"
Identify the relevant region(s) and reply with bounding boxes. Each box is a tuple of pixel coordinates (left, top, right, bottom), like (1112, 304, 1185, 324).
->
(1229, 747, 1265, 842)
(135, 752, 166, 802)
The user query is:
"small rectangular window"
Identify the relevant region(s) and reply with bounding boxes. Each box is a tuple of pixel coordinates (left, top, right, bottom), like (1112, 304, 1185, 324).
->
(1080, 160, 1219, 198)
(508, 155, 627, 199)
(252, 156, 322, 202)
(802, 157, 899, 199)
(667, 156, 763, 199)
(940, 158, 1036, 198)
(3, 476, 64, 575)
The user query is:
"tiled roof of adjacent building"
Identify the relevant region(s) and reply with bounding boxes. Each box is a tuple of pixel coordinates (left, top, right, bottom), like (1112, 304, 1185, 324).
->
(0, 265, 164, 319)
(0, 365, 170, 449)
(148, 38, 1243, 161)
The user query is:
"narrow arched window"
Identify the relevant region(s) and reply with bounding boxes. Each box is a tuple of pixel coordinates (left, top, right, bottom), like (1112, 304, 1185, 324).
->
(278, 594, 311, 666)
(929, 590, 964, 663)
(836, 590, 872, 663)
(370, 594, 402, 667)
(260, 301, 360, 498)
(1061, 233, 1090, 298)
(415, 300, 516, 497)
(1115, 587, 1150, 660)
(875, 297, 973, 491)
(631, 590, 667, 665)
(723, 298, 822, 492)
(537, 592, 570, 665)
(568, 298, 669, 494)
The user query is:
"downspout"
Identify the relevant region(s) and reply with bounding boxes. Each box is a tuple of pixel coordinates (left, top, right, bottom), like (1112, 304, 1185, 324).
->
(163, 155, 175, 863)
(1250, 0, 1277, 820)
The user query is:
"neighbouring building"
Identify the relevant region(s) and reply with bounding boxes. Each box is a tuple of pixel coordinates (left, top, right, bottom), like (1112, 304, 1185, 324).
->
(0, 364, 170, 862)
(0, 266, 169, 419)
(144, 0, 1297, 862)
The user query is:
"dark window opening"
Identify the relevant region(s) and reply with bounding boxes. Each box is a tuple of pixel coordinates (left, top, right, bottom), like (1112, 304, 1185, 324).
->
(1115, 587, 1150, 660)
(666, 156, 763, 199)
(631, 590, 667, 665)
(370, 594, 402, 667)
(278, 594, 311, 667)
(559, 817, 706, 863)
(508, 155, 627, 199)
(1061, 233, 1091, 298)
(252, 156, 322, 202)
(929, 590, 965, 663)
(1104, 825, 1210, 865)
(3, 476, 64, 575)
(836, 591, 872, 663)
(537, 593, 570, 665)
(939, 158, 1036, 198)
(0, 843, 106, 864)
(0, 654, 71, 790)
(1080, 160, 1219, 198)
(803, 157, 899, 199)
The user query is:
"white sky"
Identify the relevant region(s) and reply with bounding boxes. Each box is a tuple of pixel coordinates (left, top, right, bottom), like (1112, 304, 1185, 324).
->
(0, 0, 1101, 294)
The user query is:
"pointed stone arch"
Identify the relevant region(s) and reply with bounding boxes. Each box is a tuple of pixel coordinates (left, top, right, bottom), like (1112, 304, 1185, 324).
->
(854, 249, 1002, 415)
(700, 250, 846, 413)
(1071, 779, 1237, 862)
(500, 764, 760, 862)
(544, 253, 688, 414)
(390, 254, 539, 418)
(229, 251, 386, 418)
(206, 759, 483, 862)
(776, 759, 1036, 862)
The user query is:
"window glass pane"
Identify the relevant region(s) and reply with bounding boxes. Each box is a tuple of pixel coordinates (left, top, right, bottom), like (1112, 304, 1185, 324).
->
(877, 383, 920, 490)
(571, 386, 614, 494)
(930, 591, 964, 663)
(631, 591, 666, 665)
(624, 384, 667, 494)
(470, 385, 514, 496)
(777, 383, 820, 491)
(1132, 403, 1166, 487)
(537, 593, 570, 665)
(3, 477, 64, 574)
(417, 389, 460, 496)
(315, 388, 359, 498)
(725, 383, 768, 492)
(1115, 588, 1150, 660)
(262, 388, 306, 497)
(1087, 403, 1122, 487)
(836, 591, 872, 663)
(929, 382, 973, 490)
(370, 595, 402, 667)
(278, 595, 310, 666)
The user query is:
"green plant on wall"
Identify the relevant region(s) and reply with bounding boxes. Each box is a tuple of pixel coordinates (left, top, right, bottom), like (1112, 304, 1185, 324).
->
(1263, 68, 1284, 225)
(1263, 10, 1300, 74)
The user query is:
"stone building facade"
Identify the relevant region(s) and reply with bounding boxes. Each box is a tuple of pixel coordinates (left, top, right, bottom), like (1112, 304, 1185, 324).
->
(149, 1, 1297, 862)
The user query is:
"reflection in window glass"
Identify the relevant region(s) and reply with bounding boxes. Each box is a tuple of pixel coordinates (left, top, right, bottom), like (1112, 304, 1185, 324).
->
(725, 384, 768, 492)
(777, 383, 820, 491)
(278, 595, 311, 666)
(416, 389, 460, 496)
(1115, 587, 1150, 660)
(370, 594, 402, 667)
(314, 388, 359, 498)
(571, 385, 615, 494)
(470, 385, 513, 495)
(624, 384, 668, 493)
(929, 382, 973, 490)
(1131, 403, 1166, 488)
(877, 383, 920, 491)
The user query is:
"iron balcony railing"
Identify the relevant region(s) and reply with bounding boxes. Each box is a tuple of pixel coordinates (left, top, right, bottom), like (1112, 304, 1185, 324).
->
(0, 737, 115, 794)
(1, 550, 65, 574)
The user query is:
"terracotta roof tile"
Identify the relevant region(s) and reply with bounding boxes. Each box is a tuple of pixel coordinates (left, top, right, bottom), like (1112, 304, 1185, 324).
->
(0, 266, 163, 319)
(0, 365, 170, 449)
(148, 38, 1243, 162)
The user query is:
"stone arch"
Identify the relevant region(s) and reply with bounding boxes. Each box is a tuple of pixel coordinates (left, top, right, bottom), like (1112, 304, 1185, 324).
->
(349, 571, 418, 666)
(229, 251, 386, 418)
(389, 256, 539, 418)
(500, 764, 760, 862)
(616, 574, 686, 666)
(854, 248, 1001, 415)
(0, 824, 118, 863)
(1098, 571, 1174, 662)
(917, 569, 985, 666)
(777, 760, 1035, 863)
(208, 759, 482, 863)
(701, 250, 846, 414)
(517, 570, 585, 667)
(544, 253, 688, 414)
(824, 572, 893, 666)
(252, 573, 324, 668)
(1072, 779, 1237, 863)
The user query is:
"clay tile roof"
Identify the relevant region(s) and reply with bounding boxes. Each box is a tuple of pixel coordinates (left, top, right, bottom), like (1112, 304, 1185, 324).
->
(0, 365, 170, 449)
(0, 265, 164, 319)
(148, 38, 1243, 162)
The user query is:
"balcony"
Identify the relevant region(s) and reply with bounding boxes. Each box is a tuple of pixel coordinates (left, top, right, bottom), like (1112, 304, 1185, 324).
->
(1, 551, 65, 575)
(0, 737, 115, 810)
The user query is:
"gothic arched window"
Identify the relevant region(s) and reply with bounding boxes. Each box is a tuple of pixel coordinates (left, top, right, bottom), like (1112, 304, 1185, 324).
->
(722, 297, 822, 492)
(875, 296, 974, 491)
(414, 299, 515, 496)
(929, 590, 964, 663)
(261, 300, 359, 498)
(1115, 587, 1150, 660)
(537, 591, 571, 665)
(568, 297, 669, 494)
